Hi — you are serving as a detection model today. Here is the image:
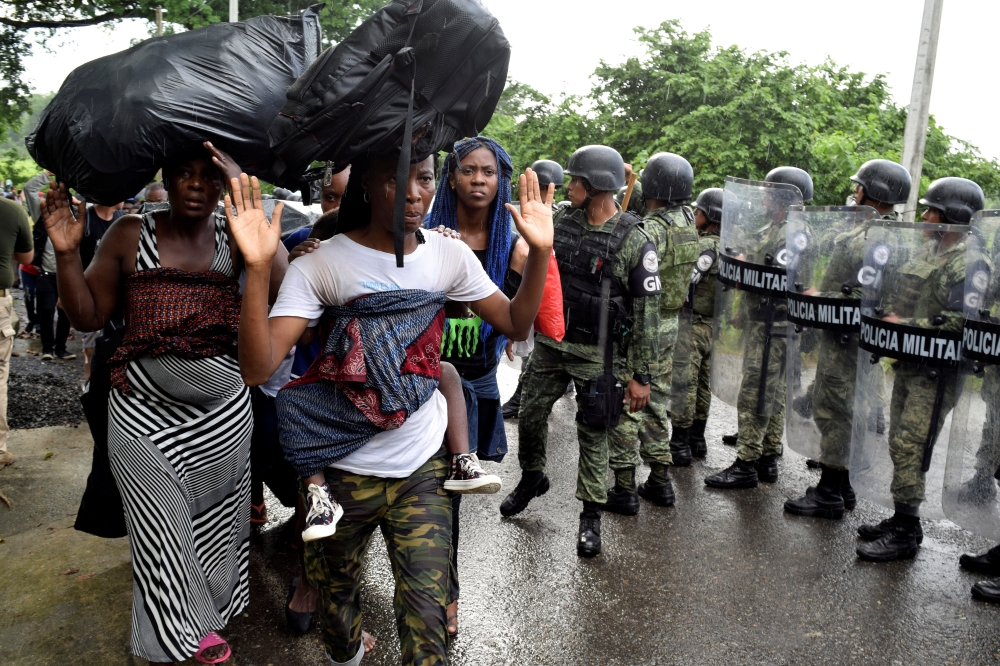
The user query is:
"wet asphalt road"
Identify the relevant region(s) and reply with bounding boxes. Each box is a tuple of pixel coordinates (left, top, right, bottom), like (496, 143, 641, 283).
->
(226, 359, 1000, 666)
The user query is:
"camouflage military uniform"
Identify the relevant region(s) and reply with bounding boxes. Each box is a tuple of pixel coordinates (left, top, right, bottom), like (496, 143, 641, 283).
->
(518, 207, 660, 504)
(736, 220, 791, 462)
(810, 216, 893, 469)
(671, 228, 720, 428)
(305, 450, 452, 666)
(609, 205, 699, 474)
(886, 234, 975, 511)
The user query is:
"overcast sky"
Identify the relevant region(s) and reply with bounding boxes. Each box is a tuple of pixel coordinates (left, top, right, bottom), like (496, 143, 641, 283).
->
(21, 0, 1000, 160)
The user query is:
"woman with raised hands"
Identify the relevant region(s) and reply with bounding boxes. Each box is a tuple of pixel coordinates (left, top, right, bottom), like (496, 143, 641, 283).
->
(41, 142, 287, 665)
(228, 150, 553, 666)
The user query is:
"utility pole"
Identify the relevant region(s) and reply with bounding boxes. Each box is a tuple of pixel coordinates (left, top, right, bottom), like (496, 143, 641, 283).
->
(899, 0, 944, 221)
(155, 6, 164, 36)
(230, 0, 239, 22)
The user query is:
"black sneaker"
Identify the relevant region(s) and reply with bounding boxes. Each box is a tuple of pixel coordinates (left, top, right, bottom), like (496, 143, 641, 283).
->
(499, 472, 550, 517)
(55, 351, 76, 360)
(856, 521, 920, 562)
(577, 512, 602, 558)
(755, 455, 778, 483)
(637, 479, 675, 507)
(302, 483, 343, 542)
(960, 544, 1000, 576)
(444, 453, 502, 494)
(857, 517, 923, 545)
(602, 485, 639, 515)
(705, 458, 758, 489)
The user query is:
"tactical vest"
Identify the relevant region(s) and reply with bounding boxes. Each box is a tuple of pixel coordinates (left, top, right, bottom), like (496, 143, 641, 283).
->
(652, 207, 701, 311)
(691, 232, 720, 317)
(553, 208, 643, 346)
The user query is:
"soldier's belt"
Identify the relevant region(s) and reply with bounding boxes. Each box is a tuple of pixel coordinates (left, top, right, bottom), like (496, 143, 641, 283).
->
(859, 315, 962, 366)
(963, 318, 1000, 365)
(787, 293, 861, 330)
(718, 255, 786, 297)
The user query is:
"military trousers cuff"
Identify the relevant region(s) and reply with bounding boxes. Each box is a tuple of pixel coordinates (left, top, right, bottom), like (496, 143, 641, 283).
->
(327, 643, 364, 666)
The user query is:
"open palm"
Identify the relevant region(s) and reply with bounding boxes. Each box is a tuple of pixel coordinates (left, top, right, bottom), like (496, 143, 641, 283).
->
(506, 168, 554, 251)
(42, 182, 86, 253)
(224, 174, 283, 268)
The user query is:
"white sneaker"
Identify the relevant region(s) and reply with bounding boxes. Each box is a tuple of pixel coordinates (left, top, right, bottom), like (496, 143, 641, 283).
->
(444, 453, 503, 494)
(302, 483, 343, 542)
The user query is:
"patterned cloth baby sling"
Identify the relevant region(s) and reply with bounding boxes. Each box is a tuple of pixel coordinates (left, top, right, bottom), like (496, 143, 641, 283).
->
(276, 289, 447, 476)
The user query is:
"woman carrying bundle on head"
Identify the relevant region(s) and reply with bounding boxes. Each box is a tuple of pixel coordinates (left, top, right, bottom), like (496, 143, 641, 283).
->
(231, 146, 554, 666)
(426, 135, 530, 636)
(41, 142, 288, 666)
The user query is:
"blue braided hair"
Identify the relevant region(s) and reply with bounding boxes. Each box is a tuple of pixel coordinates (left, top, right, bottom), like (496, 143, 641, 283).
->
(427, 136, 513, 350)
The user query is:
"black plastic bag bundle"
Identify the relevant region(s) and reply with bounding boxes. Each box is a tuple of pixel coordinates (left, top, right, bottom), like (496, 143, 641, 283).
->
(26, 7, 322, 205)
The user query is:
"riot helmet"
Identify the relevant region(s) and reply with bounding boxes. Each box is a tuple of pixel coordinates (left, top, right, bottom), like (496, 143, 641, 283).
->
(564, 145, 626, 192)
(918, 177, 985, 225)
(530, 160, 564, 191)
(693, 187, 724, 224)
(849, 159, 911, 205)
(641, 152, 693, 203)
(765, 166, 814, 203)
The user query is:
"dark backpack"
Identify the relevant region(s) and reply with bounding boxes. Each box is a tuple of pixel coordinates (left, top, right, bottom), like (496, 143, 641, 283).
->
(268, 0, 510, 227)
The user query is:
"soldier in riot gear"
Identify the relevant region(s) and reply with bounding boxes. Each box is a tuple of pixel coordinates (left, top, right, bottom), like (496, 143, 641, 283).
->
(501, 145, 662, 558)
(501, 159, 567, 420)
(668, 188, 723, 461)
(705, 168, 809, 489)
(852, 176, 985, 562)
(784, 161, 909, 520)
(603, 152, 699, 513)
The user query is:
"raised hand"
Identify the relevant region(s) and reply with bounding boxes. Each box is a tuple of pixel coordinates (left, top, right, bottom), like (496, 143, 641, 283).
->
(204, 141, 243, 192)
(506, 168, 554, 252)
(42, 182, 86, 253)
(224, 174, 282, 268)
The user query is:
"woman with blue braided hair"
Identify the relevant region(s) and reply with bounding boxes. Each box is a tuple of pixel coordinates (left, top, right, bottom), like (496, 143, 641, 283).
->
(427, 135, 530, 636)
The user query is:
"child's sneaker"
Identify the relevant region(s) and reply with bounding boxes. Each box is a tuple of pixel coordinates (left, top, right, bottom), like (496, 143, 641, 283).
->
(445, 453, 502, 494)
(302, 483, 343, 542)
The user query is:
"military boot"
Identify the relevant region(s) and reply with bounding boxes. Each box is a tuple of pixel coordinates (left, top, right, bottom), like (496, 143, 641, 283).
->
(784, 465, 845, 519)
(602, 469, 639, 515)
(578, 502, 602, 558)
(957, 471, 998, 504)
(637, 463, 675, 506)
(857, 514, 924, 545)
(705, 457, 758, 489)
(499, 471, 550, 517)
(972, 579, 1000, 604)
(669, 425, 692, 467)
(501, 381, 523, 419)
(755, 454, 779, 483)
(722, 432, 738, 446)
(805, 458, 822, 469)
(688, 419, 708, 459)
(960, 543, 1000, 576)
(841, 474, 857, 510)
(856, 513, 920, 562)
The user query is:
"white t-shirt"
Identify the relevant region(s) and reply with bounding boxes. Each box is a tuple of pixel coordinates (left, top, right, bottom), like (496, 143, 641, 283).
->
(270, 231, 498, 477)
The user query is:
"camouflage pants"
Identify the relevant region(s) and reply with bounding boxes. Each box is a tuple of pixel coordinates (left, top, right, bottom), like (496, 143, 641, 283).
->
(607, 313, 678, 472)
(670, 319, 713, 428)
(973, 367, 1000, 477)
(735, 323, 786, 462)
(304, 450, 452, 666)
(888, 364, 957, 511)
(813, 337, 858, 471)
(518, 341, 615, 504)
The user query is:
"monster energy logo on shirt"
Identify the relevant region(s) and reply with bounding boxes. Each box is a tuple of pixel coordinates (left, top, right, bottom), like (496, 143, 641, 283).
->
(859, 315, 962, 365)
(718, 255, 786, 296)
(786, 293, 861, 330)
(963, 318, 1000, 365)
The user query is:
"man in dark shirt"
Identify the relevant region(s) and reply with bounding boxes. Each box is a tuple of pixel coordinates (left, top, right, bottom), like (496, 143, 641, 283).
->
(0, 197, 34, 469)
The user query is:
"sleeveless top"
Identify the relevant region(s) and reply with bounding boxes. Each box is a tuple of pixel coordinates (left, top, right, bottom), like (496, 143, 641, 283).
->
(108, 211, 242, 392)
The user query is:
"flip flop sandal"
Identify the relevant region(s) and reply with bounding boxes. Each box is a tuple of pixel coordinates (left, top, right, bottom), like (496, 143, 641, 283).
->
(250, 501, 268, 525)
(446, 613, 459, 639)
(194, 631, 231, 664)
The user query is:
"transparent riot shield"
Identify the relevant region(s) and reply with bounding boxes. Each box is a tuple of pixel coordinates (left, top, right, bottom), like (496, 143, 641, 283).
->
(785, 206, 879, 461)
(849, 219, 968, 518)
(710, 177, 803, 417)
(943, 210, 1000, 537)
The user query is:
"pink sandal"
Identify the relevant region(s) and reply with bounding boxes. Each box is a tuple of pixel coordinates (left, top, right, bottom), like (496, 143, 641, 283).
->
(194, 631, 231, 664)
